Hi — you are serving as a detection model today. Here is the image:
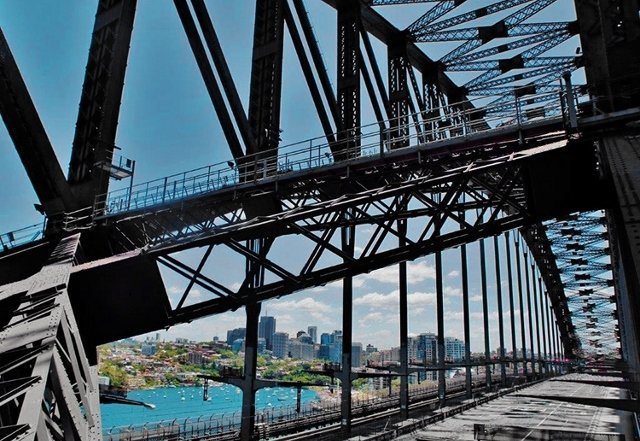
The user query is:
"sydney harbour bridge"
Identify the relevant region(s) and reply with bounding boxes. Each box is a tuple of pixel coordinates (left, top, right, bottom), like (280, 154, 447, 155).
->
(1, 0, 640, 439)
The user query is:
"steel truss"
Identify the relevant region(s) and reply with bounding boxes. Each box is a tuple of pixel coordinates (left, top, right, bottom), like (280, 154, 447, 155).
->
(0, 1, 623, 440)
(545, 212, 620, 357)
(370, 0, 583, 102)
(88, 135, 574, 332)
(0, 235, 100, 441)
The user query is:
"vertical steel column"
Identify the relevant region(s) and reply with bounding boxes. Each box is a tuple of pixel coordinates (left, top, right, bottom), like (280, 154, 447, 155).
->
(461, 213, 472, 397)
(341, 218, 355, 437)
(398, 219, 409, 419)
(558, 321, 565, 373)
(530, 263, 542, 375)
(248, 0, 285, 156)
(240, 238, 265, 441)
(544, 288, 554, 374)
(515, 237, 528, 377)
(537, 275, 548, 375)
(505, 232, 518, 377)
(479, 236, 491, 388)
(68, 0, 137, 206)
(337, 0, 361, 160)
(523, 250, 536, 377)
(548, 305, 560, 375)
(241, 301, 261, 441)
(494, 236, 506, 385)
(388, 38, 409, 149)
(436, 251, 446, 401)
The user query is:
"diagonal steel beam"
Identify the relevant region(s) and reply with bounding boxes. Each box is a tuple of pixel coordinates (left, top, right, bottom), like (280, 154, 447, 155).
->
(0, 28, 76, 216)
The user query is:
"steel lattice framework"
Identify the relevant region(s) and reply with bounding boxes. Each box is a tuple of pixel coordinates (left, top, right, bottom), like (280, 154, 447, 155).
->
(545, 212, 620, 357)
(1, 0, 640, 439)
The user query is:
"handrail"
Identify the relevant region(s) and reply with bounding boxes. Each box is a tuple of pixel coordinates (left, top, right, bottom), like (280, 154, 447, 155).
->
(94, 88, 573, 217)
(0, 84, 583, 251)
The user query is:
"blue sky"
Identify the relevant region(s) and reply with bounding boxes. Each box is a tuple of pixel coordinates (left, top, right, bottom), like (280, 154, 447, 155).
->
(0, 1, 575, 351)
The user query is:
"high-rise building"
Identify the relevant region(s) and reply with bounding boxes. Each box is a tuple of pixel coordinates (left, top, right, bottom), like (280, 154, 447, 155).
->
(298, 332, 313, 345)
(318, 344, 330, 359)
(408, 336, 419, 363)
(272, 332, 289, 358)
(226, 328, 246, 344)
(444, 337, 465, 361)
(307, 326, 317, 344)
(320, 333, 331, 345)
(258, 316, 276, 350)
(289, 340, 315, 360)
(352, 342, 363, 368)
(417, 333, 437, 363)
(329, 330, 343, 363)
(231, 339, 244, 352)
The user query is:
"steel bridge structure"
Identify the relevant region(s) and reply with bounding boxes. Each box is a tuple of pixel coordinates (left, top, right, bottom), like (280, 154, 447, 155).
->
(1, 0, 640, 440)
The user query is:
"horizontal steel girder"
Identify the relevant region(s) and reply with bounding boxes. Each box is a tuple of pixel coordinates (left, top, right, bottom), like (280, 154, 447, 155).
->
(67, 135, 603, 360)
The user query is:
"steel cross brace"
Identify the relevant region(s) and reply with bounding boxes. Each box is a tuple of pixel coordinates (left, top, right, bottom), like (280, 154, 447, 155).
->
(0, 234, 100, 441)
(135, 141, 569, 325)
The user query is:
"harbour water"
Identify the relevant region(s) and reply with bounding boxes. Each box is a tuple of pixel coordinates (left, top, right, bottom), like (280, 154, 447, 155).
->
(101, 384, 319, 431)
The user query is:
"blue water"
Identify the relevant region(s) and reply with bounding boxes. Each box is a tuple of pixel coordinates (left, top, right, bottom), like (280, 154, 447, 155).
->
(101, 384, 319, 431)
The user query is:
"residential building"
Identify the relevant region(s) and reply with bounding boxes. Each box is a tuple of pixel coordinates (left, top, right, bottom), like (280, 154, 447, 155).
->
(445, 337, 465, 361)
(417, 333, 437, 363)
(227, 328, 246, 345)
(141, 344, 156, 356)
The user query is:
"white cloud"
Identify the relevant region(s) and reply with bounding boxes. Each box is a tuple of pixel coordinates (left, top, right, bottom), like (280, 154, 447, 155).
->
(357, 261, 436, 286)
(448, 270, 460, 278)
(470, 294, 483, 302)
(354, 290, 436, 308)
(408, 291, 437, 306)
(166, 285, 201, 304)
(270, 297, 331, 322)
(444, 286, 462, 297)
(358, 312, 384, 327)
(354, 291, 398, 307)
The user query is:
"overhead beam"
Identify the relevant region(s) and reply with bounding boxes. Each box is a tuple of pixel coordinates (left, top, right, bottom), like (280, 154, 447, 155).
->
(0, 28, 76, 216)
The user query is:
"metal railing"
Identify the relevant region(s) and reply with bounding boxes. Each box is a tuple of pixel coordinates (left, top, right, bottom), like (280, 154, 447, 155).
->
(101, 372, 532, 441)
(0, 222, 46, 251)
(94, 88, 573, 217)
(0, 85, 581, 252)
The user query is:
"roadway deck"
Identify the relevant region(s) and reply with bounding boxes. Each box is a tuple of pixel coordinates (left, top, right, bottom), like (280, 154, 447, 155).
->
(397, 374, 634, 440)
